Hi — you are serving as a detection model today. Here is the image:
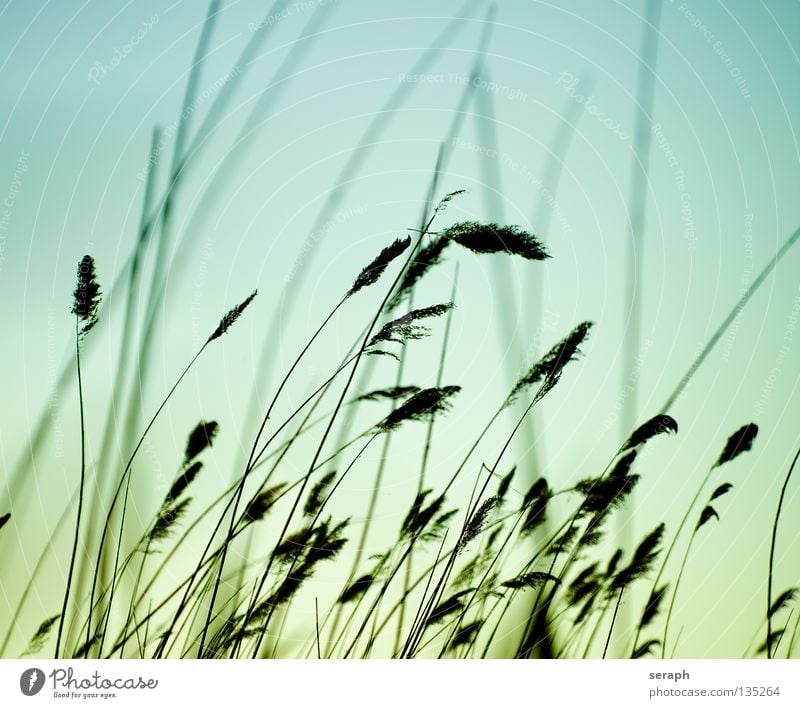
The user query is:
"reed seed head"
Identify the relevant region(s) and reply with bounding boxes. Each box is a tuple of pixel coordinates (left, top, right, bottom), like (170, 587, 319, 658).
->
(640, 584, 668, 629)
(458, 495, 499, 553)
(184, 420, 219, 465)
(709, 482, 733, 502)
(610, 524, 665, 592)
(715, 423, 758, 467)
(377, 386, 460, 432)
(348, 236, 411, 297)
(72, 255, 101, 337)
(632, 640, 661, 658)
(353, 386, 420, 404)
(386, 235, 451, 312)
(367, 302, 453, 352)
(696, 505, 719, 530)
(768, 588, 797, 619)
(624, 414, 679, 450)
(508, 322, 593, 406)
(164, 461, 203, 505)
(443, 221, 550, 261)
(501, 571, 560, 590)
(338, 574, 374, 604)
(207, 290, 257, 343)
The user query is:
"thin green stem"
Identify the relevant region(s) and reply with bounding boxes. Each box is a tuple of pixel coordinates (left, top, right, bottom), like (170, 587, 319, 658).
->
(767, 445, 800, 658)
(602, 588, 624, 659)
(55, 319, 87, 659)
(86, 343, 207, 657)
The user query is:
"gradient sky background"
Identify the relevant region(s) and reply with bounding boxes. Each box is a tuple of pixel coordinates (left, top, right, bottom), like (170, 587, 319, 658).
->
(0, 0, 798, 658)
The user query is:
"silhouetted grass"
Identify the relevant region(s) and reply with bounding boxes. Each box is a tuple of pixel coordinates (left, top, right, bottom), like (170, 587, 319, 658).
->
(767, 446, 800, 658)
(4, 232, 795, 660)
(1, 19, 798, 658)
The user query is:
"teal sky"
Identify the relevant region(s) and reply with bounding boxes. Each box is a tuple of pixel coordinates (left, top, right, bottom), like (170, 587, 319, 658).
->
(0, 0, 798, 658)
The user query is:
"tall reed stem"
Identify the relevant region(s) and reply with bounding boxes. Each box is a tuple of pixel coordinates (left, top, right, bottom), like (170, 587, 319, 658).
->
(768, 445, 800, 658)
(55, 319, 88, 658)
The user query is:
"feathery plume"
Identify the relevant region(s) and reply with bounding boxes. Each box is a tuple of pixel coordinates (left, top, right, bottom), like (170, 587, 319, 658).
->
(609, 449, 638, 478)
(458, 496, 499, 553)
(434, 188, 467, 215)
(164, 461, 203, 505)
(367, 303, 453, 352)
(273, 525, 316, 559)
(243, 484, 287, 524)
(72, 633, 100, 659)
(386, 235, 451, 311)
(576, 468, 639, 514)
(452, 620, 483, 648)
(632, 639, 661, 658)
(757, 630, 784, 656)
(547, 525, 581, 556)
(496, 466, 516, 500)
(610, 524, 665, 591)
(443, 221, 549, 261)
(623, 414, 679, 450)
(640, 584, 668, 629)
(768, 588, 797, 618)
(352, 386, 421, 404)
(520, 478, 550, 535)
(696, 505, 719, 530)
(420, 507, 458, 543)
(401, 490, 431, 536)
(338, 574, 374, 604)
(567, 564, 600, 606)
(502, 571, 560, 590)
(184, 420, 219, 465)
(577, 511, 608, 549)
(507, 322, 593, 406)
(709, 483, 733, 501)
(348, 236, 411, 297)
(72, 255, 101, 337)
(303, 519, 349, 567)
(605, 548, 624, 579)
(148, 498, 192, 543)
(715, 423, 758, 467)
(22, 614, 60, 657)
(377, 386, 460, 432)
(207, 290, 257, 343)
(426, 589, 473, 626)
(304, 471, 336, 517)
(266, 568, 310, 608)
(401, 491, 446, 538)
(576, 594, 599, 625)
